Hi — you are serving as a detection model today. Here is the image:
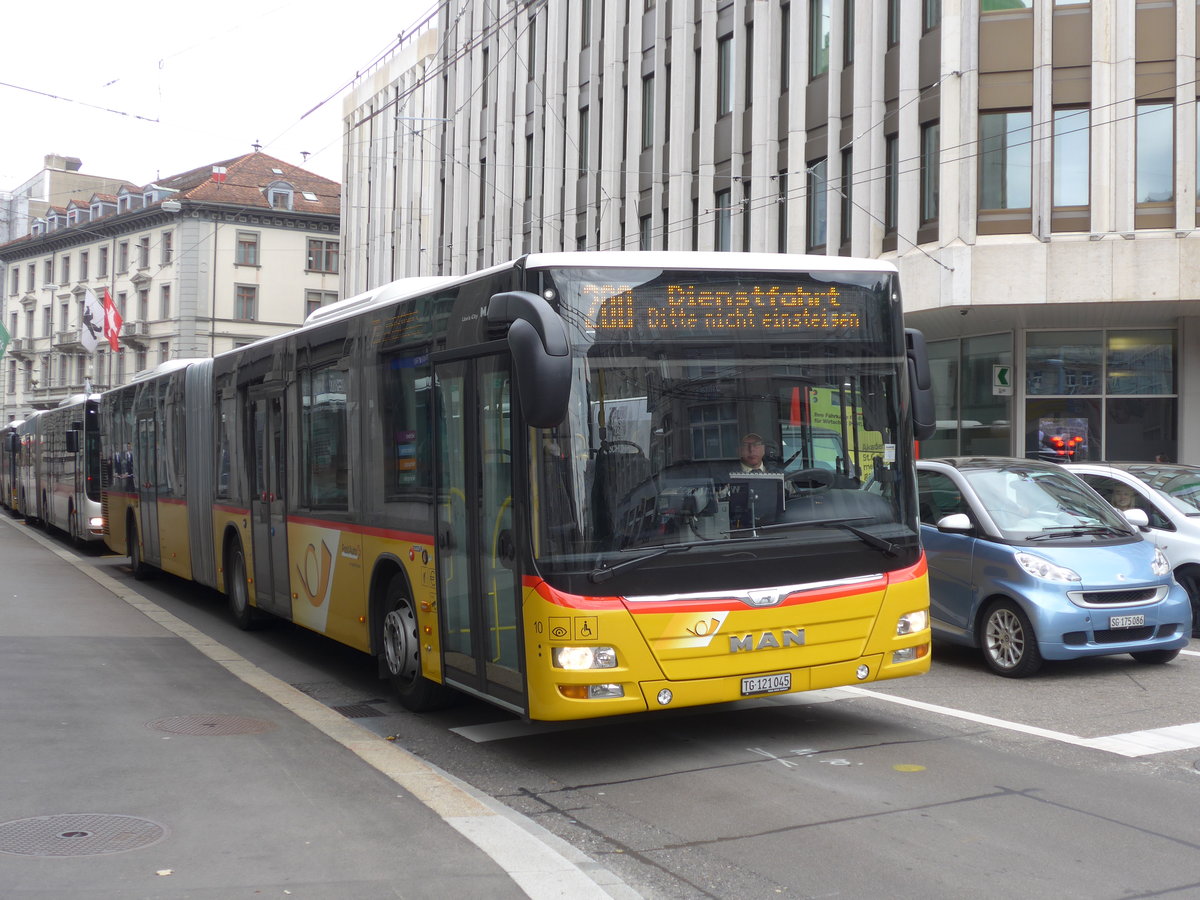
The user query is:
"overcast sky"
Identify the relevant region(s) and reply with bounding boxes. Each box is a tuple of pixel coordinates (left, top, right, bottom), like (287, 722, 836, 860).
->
(1, 0, 434, 192)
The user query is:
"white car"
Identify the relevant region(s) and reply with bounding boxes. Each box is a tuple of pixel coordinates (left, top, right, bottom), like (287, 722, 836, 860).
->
(1066, 462, 1200, 635)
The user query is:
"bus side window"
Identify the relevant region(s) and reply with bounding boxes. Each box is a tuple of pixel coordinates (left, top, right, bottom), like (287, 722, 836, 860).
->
(381, 351, 433, 497)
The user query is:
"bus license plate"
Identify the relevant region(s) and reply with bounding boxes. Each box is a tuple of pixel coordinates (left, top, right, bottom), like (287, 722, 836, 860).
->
(1109, 614, 1145, 629)
(741, 673, 791, 696)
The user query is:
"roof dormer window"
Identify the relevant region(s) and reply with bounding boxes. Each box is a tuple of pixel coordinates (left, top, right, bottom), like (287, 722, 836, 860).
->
(30, 219, 46, 236)
(266, 181, 294, 210)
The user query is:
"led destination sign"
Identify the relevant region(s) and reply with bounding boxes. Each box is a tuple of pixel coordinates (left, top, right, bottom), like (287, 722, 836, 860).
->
(582, 281, 863, 333)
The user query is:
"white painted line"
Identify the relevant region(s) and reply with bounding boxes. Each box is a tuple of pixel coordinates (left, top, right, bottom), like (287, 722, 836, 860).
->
(842, 685, 1200, 758)
(1181, 649, 1200, 657)
(9, 520, 629, 900)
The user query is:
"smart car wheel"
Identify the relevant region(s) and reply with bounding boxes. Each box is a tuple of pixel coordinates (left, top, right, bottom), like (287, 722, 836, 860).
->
(980, 600, 1042, 678)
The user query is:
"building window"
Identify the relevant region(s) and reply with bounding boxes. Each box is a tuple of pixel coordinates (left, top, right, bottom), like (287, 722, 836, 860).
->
(44, 259, 52, 283)
(581, 0, 592, 47)
(161, 231, 173, 265)
(1136, 103, 1173, 203)
(715, 189, 732, 251)
(887, 0, 899, 46)
(983, 0, 1031, 8)
(79, 251, 89, 281)
(117, 293, 127, 322)
(885, 134, 899, 232)
(266, 182, 294, 210)
(979, 110, 1032, 210)
(1025, 329, 1177, 462)
(641, 75, 655, 150)
(60, 256, 70, 285)
(691, 198, 700, 251)
(717, 36, 733, 116)
(525, 135, 535, 200)
(117, 242, 129, 274)
(840, 148, 853, 245)
(806, 158, 828, 250)
(27, 263, 36, 292)
(640, 215, 653, 251)
(579, 106, 590, 172)
(1053, 108, 1089, 207)
(777, 170, 789, 251)
(136, 348, 147, 372)
(98, 247, 108, 278)
(43, 306, 52, 336)
(305, 290, 337, 317)
(158, 341, 169, 365)
(810, 0, 830, 78)
(160, 284, 171, 319)
(9, 268, 17, 295)
(843, 0, 854, 64)
(689, 401, 739, 460)
(236, 231, 260, 266)
(780, 4, 791, 91)
(921, 121, 941, 222)
(306, 238, 339, 273)
(235, 285, 258, 321)
(745, 23, 754, 105)
(6, 361, 14, 394)
(137, 236, 150, 269)
(924, 0, 941, 30)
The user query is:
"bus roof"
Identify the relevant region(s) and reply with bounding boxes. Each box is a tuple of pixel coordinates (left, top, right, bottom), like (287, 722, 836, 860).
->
(521, 251, 899, 275)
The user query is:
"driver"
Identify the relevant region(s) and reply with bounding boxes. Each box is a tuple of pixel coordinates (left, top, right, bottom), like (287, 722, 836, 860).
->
(737, 434, 778, 474)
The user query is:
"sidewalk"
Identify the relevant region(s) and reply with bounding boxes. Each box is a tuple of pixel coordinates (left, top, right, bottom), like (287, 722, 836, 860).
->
(0, 516, 628, 899)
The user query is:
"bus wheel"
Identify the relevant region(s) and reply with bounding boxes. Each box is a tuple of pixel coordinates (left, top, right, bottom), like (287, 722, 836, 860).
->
(128, 520, 150, 580)
(227, 540, 263, 630)
(381, 576, 453, 712)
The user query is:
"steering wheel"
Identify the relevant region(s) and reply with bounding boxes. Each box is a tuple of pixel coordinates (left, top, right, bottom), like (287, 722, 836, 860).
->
(786, 468, 834, 494)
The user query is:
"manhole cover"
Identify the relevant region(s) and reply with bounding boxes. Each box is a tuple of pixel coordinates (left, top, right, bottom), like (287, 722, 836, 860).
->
(332, 703, 385, 719)
(0, 814, 166, 857)
(147, 715, 276, 736)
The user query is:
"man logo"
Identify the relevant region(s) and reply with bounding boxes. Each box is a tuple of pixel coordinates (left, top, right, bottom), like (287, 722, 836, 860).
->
(729, 629, 805, 652)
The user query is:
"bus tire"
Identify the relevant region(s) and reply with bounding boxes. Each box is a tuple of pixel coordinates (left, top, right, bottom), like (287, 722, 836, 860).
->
(227, 538, 264, 630)
(381, 575, 454, 712)
(128, 517, 151, 580)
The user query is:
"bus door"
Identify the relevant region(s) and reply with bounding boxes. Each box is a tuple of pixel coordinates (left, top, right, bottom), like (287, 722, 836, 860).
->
(134, 413, 161, 566)
(248, 389, 291, 618)
(434, 353, 524, 712)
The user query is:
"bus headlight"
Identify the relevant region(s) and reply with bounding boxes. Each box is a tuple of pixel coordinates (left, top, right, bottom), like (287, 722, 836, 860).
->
(896, 610, 928, 635)
(552, 646, 618, 670)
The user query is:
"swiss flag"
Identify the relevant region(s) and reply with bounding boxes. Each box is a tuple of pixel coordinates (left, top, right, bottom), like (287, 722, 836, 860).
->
(103, 288, 123, 352)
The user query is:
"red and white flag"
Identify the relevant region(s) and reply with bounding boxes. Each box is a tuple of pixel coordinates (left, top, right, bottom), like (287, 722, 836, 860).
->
(103, 288, 123, 352)
(212, 166, 227, 183)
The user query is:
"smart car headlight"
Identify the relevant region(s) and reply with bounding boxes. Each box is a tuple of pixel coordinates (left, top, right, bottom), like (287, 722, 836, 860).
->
(1015, 552, 1082, 583)
(1151, 547, 1170, 577)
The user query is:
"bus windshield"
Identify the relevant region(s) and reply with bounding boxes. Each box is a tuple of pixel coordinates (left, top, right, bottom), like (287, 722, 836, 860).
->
(531, 265, 918, 592)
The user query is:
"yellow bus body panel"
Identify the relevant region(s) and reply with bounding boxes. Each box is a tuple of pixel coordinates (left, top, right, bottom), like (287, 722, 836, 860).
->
(523, 565, 930, 722)
(156, 500, 192, 579)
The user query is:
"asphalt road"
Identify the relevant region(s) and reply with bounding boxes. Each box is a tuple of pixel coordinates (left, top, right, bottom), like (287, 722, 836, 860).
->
(72, 541, 1200, 900)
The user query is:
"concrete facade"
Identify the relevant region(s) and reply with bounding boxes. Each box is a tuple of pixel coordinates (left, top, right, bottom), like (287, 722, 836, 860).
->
(342, 0, 1200, 464)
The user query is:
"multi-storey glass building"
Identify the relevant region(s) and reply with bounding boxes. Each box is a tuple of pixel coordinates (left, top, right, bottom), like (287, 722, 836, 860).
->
(343, 0, 1200, 463)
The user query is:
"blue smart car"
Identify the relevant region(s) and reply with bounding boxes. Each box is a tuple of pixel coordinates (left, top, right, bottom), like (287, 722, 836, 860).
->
(916, 457, 1191, 677)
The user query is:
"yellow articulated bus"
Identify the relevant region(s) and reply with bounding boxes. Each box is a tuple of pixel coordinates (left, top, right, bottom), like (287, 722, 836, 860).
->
(99, 252, 935, 721)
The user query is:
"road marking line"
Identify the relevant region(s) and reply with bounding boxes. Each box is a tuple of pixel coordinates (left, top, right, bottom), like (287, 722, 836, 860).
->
(8, 521, 631, 900)
(841, 685, 1200, 758)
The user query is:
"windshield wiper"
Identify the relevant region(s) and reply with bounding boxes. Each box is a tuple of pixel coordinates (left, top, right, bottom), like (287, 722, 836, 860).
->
(1023, 524, 1130, 541)
(727, 516, 899, 556)
(589, 544, 695, 583)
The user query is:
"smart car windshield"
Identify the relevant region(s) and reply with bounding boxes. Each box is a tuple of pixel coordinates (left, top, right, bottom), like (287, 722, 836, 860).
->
(965, 466, 1136, 540)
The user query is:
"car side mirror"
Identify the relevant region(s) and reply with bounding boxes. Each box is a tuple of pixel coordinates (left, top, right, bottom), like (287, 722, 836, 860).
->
(936, 512, 973, 532)
(1123, 508, 1149, 528)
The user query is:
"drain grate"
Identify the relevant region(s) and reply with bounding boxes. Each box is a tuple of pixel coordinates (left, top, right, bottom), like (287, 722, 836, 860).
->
(0, 814, 166, 857)
(146, 714, 276, 736)
(331, 703, 385, 719)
